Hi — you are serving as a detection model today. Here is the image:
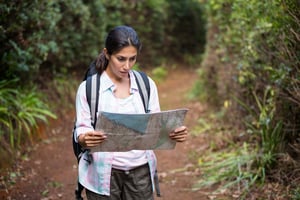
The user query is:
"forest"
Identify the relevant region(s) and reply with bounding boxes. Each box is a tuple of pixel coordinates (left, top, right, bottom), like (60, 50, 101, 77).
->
(0, 0, 299, 199)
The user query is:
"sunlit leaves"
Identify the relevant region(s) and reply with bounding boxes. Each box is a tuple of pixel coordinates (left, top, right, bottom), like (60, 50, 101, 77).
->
(0, 79, 56, 149)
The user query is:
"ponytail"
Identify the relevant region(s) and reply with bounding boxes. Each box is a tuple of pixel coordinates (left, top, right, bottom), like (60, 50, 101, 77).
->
(95, 52, 108, 75)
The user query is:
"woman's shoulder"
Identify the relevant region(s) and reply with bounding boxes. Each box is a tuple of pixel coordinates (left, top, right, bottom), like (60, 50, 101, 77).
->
(77, 79, 87, 95)
(146, 75, 157, 88)
(131, 70, 157, 89)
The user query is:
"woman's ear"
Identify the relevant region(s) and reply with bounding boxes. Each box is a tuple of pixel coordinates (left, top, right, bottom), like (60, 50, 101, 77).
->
(103, 48, 109, 60)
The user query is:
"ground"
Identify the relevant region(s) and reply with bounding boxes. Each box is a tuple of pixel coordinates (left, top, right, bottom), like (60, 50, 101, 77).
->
(1, 67, 212, 200)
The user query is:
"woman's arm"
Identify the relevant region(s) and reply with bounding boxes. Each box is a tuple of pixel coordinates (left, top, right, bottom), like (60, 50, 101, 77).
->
(75, 81, 106, 147)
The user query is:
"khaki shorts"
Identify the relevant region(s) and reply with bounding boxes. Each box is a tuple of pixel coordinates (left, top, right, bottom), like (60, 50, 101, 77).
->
(86, 164, 153, 200)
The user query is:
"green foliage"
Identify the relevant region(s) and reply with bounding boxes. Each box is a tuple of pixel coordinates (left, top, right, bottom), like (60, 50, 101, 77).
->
(291, 187, 300, 200)
(0, 1, 61, 81)
(47, 75, 79, 111)
(183, 53, 203, 66)
(134, 0, 168, 65)
(53, 0, 107, 68)
(239, 87, 284, 159)
(201, 0, 299, 107)
(1, 0, 206, 80)
(165, 0, 206, 57)
(193, 90, 284, 197)
(201, 87, 284, 194)
(101, 0, 205, 65)
(195, 143, 260, 197)
(132, 63, 142, 71)
(151, 66, 168, 83)
(188, 68, 210, 101)
(0, 0, 107, 82)
(195, 0, 300, 196)
(0, 79, 56, 149)
(192, 111, 266, 197)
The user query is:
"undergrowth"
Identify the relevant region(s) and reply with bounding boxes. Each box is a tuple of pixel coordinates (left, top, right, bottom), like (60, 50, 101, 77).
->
(191, 102, 299, 199)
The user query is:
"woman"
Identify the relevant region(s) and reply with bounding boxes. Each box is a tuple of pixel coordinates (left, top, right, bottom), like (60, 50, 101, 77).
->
(75, 25, 188, 200)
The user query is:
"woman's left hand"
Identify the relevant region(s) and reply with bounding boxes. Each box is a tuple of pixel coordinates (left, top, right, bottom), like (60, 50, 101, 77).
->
(169, 126, 188, 142)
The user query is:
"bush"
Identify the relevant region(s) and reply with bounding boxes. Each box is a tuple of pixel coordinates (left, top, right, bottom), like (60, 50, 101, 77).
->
(0, 79, 56, 149)
(194, 0, 300, 196)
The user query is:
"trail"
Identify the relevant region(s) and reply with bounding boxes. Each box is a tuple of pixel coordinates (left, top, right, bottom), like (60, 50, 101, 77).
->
(5, 67, 207, 200)
(154, 67, 207, 200)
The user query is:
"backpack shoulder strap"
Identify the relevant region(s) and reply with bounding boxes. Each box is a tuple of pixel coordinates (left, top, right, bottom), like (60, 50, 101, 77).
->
(132, 70, 150, 113)
(86, 73, 100, 128)
(83, 60, 97, 81)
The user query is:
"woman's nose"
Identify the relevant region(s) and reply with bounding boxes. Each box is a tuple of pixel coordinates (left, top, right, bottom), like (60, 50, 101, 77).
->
(124, 60, 130, 69)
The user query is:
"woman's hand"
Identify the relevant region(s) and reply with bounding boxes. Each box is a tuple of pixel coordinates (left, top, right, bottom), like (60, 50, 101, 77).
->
(169, 126, 188, 142)
(78, 131, 107, 148)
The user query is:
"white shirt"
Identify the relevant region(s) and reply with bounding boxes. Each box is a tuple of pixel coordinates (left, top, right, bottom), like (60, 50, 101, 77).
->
(74, 70, 160, 195)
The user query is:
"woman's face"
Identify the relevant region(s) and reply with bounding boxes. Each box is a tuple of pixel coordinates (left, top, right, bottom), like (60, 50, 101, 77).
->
(105, 46, 137, 81)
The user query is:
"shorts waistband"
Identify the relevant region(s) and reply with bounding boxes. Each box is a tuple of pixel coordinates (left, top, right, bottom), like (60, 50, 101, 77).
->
(112, 163, 149, 175)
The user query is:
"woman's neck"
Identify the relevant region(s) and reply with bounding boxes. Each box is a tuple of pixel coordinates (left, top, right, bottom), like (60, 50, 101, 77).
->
(105, 68, 130, 84)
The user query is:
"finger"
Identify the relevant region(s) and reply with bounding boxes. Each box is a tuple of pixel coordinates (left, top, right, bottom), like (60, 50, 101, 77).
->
(170, 137, 186, 142)
(171, 134, 187, 139)
(86, 138, 106, 147)
(84, 132, 106, 146)
(170, 130, 187, 136)
(89, 135, 107, 142)
(170, 135, 185, 142)
(86, 131, 106, 139)
(90, 135, 107, 140)
(174, 126, 187, 133)
(169, 133, 187, 142)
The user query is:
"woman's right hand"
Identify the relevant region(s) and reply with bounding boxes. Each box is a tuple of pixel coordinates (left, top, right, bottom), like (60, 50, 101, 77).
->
(78, 131, 107, 148)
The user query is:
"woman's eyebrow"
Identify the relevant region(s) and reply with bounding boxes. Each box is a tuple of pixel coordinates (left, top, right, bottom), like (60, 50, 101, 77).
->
(116, 55, 137, 59)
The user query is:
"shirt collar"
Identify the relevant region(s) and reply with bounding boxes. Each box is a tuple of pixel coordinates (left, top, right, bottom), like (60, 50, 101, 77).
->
(101, 70, 139, 93)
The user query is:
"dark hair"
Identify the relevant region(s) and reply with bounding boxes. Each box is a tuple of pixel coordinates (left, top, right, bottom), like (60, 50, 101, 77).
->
(95, 25, 142, 74)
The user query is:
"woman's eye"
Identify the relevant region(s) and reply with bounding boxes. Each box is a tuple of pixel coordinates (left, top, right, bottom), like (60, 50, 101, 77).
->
(117, 57, 125, 61)
(129, 57, 136, 62)
(117, 57, 136, 62)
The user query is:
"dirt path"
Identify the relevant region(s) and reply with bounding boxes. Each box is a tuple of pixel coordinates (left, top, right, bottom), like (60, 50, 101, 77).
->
(4, 67, 208, 200)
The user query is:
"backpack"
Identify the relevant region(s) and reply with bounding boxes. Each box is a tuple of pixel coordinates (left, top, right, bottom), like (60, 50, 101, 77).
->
(72, 61, 160, 199)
